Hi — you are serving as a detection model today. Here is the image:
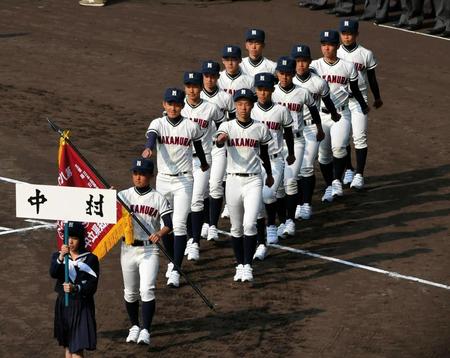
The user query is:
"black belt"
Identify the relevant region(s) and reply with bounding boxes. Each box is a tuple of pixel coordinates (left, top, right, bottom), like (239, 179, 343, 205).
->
(163, 171, 189, 177)
(322, 105, 346, 114)
(304, 119, 314, 126)
(229, 173, 258, 177)
(123, 238, 153, 246)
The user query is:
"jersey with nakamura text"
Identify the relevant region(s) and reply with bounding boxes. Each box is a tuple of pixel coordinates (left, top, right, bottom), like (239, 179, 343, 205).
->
(218, 70, 254, 96)
(201, 88, 235, 119)
(294, 71, 330, 122)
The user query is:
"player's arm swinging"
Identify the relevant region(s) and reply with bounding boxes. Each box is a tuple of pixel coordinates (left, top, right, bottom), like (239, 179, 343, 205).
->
(142, 131, 158, 158)
(284, 126, 295, 165)
(260, 144, 274, 187)
(349, 80, 370, 114)
(308, 105, 325, 141)
(193, 140, 209, 172)
(321, 94, 341, 122)
(367, 69, 383, 109)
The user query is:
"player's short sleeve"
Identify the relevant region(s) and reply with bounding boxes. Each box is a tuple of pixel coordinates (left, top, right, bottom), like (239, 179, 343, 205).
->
(189, 119, 204, 141)
(309, 60, 319, 74)
(281, 106, 294, 128)
(349, 62, 358, 82)
(146, 117, 161, 138)
(304, 89, 315, 107)
(156, 192, 172, 217)
(216, 121, 229, 137)
(226, 94, 236, 117)
(320, 78, 330, 98)
(212, 103, 225, 124)
(260, 124, 272, 145)
(366, 49, 377, 70)
(117, 189, 129, 206)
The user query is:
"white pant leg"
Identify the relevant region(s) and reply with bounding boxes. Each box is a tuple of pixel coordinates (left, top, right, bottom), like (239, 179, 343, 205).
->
(283, 136, 305, 195)
(318, 115, 333, 165)
(209, 146, 227, 199)
(349, 97, 368, 149)
(300, 124, 320, 177)
(262, 156, 285, 204)
(191, 155, 212, 212)
(138, 247, 159, 302)
(121, 243, 140, 302)
(242, 175, 263, 236)
(226, 175, 244, 237)
(330, 108, 351, 159)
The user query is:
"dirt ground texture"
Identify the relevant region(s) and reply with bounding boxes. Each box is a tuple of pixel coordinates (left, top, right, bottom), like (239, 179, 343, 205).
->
(0, 0, 449, 357)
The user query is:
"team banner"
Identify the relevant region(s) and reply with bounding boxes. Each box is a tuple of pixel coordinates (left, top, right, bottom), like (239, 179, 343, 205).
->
(57, 131, 133, 260)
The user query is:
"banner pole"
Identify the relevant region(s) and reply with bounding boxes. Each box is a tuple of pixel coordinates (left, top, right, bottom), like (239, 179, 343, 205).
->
(64, 222, 69, 307)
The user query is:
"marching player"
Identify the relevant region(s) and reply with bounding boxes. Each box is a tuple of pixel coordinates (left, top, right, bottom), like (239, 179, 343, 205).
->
(310, 30, 369, 201)
(292, 44, 340, 217)
(142, 88, 209, 288)
(181, 71, 224, 261)
(252, 73, 295, 260)
(118, 159, 173, 345)
(218, 45, 254, 96)
(337, 19, 383, 190)
(215, 88, 273, 282)
(273, 56, 324, 237)
(200, 60, 235, 241)
(240, 29, 277, 77)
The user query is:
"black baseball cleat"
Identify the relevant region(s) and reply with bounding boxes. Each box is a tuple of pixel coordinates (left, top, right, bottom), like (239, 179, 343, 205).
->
(374, 17, 389, 25)
(405, 24, 421, 31)
(441, 30, 450, 38)
(426, 27, 445, 35)
(392, 22, 406, 28)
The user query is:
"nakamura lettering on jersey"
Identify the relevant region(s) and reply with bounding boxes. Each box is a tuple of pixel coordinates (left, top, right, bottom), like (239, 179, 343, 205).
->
(217, 70, 254, 96)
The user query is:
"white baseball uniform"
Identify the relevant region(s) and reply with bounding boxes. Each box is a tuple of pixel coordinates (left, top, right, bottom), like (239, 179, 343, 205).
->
(217, 70, 254, 96)
(240, 56, 277, 78)
(119, 186, 172, 302)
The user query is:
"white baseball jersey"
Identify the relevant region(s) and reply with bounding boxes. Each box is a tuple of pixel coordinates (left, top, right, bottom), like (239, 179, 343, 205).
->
(337, 44, 377, 96)
(310, 58, 358, 108)
(294, 72, 330, 123)
(181, 99, 224, 154)
(200, 88, 235, 119)
(216, 119, 272, 174)
(251, 103, 293, 155)
(217, 70, 254, 96)
(118, 187, 172, 242)
(272, 83, 315, 134)
(146, 116, 203, 175)
(240, 56, 277, 77)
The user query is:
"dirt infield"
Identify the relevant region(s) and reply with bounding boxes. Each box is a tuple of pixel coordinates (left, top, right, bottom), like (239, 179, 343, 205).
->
(1, 0, 449, 357)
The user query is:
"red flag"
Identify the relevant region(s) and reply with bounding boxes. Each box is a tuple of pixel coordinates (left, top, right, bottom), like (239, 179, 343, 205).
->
(56, 131, 132, 259)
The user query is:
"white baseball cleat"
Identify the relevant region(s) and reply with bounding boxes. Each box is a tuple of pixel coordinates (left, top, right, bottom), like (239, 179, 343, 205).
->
(233, 264, 244, 282)
(283, 219, 296, 236)
(201, 223, 209, 239)
(207, 225, 219, 241)
(137, 328, 150, 345)
(266, 225, 278, 244)
(343, 169, 354, 185)
(187, 242, 200, 261)
(295, 204, 302, 219)
(165, 262, 174, 279)
(221, 204, 230, 219)
(241, 264, 254, 282)
(253, 244, 268, 261)
(331, 179, 344, 197)
(277, 223, 287, 239)
(350, 173, 364, 189)
(126, 325, 140, 343)
(167, 270, 180, 288)
(184, 238, 193, 256)
(321, 186, 333, 202)
(79, 0, 105, 6)
(300, 203, 312, 220)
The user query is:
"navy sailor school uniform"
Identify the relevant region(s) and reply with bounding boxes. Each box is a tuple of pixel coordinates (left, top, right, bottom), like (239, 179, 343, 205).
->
(49, 251, 99, 353)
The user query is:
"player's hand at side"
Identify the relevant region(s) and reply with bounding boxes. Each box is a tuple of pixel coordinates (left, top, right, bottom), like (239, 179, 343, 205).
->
(141, 148, 153, 158)
(331, 113, 341, 122)
(200, 163, 210, 172)
(316, 128, 325, 141)
(58, 245, 69, 261)
(373, 98, 383, 109)
(216, 133, 228, 144)
(149, 233, 161, 244)
(362, 106, 370, 115)
(265, 174, 274, 188)
(286, 154, 295, 166)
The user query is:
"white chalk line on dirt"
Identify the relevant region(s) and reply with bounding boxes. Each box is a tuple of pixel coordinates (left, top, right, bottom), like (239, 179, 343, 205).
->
(375, 23, 450, 41)
(217, 229, 450, 291)
(0, 226, 13, 231)
(0, 224, 55, 236)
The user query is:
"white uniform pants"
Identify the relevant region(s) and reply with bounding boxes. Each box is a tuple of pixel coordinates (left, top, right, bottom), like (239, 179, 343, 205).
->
(348, 97, 368, 149)
(282, 135, 305, 196)
(262, 155, 285, 204)
(191, 154, 212, 212)
(300, 124, 320, 178)
(226, 174, 263, 237)
(209, 146, 227, 199)
(156, 172, 193, 236)
(121, 242, 159, 302)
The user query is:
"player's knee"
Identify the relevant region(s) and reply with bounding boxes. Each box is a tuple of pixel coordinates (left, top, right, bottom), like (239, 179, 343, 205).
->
(262, 186, 276, 204)
(209, 184, 224, 199)
(190, 201, 204, 212)
(124, 289, 139, 303)
(173, 223, 187, 236)
(353, 135, 367, 149)
(284, 179, 298, 196)
(300, 166, 314, 177)
(140, 288, 156, 302)
(230, 226, 243, 237)
(318, 152, 332, 165)
(243, 223, 257, 236)
(332, 146, 347, 159)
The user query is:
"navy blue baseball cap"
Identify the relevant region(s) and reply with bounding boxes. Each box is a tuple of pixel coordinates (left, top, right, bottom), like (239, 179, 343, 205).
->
(183, 71, 203, 86)
(163, 87, 185, 103)
(233, 88, 256, 103)
(339, 19, 359, 33)
(254, 72, 275, 88)
(222, 45, 242, 59)
(320, 30, 340, 44)
(291, 44, 312, 59)
(276, 56, 295, 74)
(131, 158, 154, 174)
(201, 60, 220, 75)
(67, 221, 85, 240)
(246, 28, 265, 43)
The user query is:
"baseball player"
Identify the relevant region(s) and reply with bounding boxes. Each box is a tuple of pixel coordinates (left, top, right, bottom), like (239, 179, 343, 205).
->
(252, 73, 295, 260)
(218, 45, 254, 96)
(200, 60, 235, 241)
(142, 88, 209, 288)
(272, 56, 324, 237)
(292, 44, 340, 218)
(337, 19, 383, 190)
(240, 29, 277, 77)
(181, 71, 224, 261)
(215, 88, 273, 282)
(118, 158, 173, 345)
(310, 30, 369, 201)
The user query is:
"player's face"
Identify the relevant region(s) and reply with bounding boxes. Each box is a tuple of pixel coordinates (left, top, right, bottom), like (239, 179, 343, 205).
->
(320, 43, 338, 59)
(340, 32, 357, 46)
(203, 73, 219, 90)
(163, 101, 184, 119)
(185, 84, 202, 102)
(222, 57, 241, 75)
(132, 171, 151, 188)
(295, 58, 311, 76)
(245, 40, 264, 60)
(277, 71, 294, 88)
(256, 87, 273, 104)
(68, 237, 81, 252)
(235, 99, 253, 121)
